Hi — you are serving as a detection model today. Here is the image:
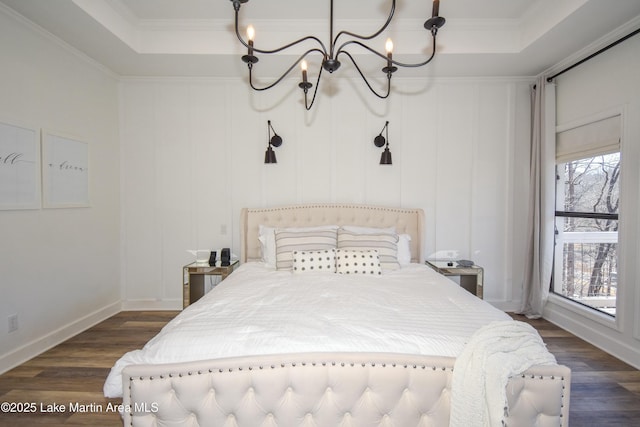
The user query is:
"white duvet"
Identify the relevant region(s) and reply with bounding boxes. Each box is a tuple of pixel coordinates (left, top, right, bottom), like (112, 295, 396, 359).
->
(104, 262, 510, 398)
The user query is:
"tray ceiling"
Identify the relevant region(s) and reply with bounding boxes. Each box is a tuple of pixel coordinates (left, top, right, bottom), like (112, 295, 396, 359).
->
(1, 0, 639, 78)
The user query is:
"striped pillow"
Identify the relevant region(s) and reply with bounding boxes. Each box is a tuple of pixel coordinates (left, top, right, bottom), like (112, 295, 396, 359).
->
(337, 229, 400, 271)
(275, 229, 338, 270)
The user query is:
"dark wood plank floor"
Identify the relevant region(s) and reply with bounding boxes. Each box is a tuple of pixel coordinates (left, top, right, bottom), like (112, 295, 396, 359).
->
(509, 313, 640, 427)
(0, 311, 176, 427)
(0, 311, 638, 426)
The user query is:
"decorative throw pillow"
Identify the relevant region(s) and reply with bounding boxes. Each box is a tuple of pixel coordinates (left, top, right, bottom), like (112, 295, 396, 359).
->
(260, 224, 338, 268)
(275, 229, 338, 270)
(337, 230, 400, 271)
(335, 249, 381, 275)
(292, 249, 336, 274)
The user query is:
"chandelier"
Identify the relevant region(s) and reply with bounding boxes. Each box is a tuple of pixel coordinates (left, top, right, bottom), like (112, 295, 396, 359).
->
(230, 0, 446, 110)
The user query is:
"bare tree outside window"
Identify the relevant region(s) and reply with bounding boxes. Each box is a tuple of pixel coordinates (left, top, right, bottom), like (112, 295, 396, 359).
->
(554, 153, 620, 316)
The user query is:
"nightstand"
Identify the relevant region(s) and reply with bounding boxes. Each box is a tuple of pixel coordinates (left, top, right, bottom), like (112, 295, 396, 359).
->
(183, 260, 239, 308)
(425, 260, 484, 299)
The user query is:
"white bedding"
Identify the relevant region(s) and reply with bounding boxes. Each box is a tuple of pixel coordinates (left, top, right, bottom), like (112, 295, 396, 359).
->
(104, 262, 510, 398)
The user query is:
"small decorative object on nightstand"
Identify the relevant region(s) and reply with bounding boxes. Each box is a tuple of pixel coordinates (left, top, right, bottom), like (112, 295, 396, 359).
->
(220, 247, 231, 266)
(425, 259, 484, 299)
(183, 260, 239, 308)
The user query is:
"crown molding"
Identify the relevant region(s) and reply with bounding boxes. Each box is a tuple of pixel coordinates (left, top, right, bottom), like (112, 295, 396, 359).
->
(0, 1, 118, 80)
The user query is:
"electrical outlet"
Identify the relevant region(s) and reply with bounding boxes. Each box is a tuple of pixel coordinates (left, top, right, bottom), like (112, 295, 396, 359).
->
(8, 314, 18, 333)
(220, 224, 227, 235)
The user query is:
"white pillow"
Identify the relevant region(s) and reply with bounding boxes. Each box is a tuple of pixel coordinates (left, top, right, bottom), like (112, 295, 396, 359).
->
(275, 228, 338, 270)
(258, 225, 277, 267)
(259, 224, 338, 268)
(292, 249, 336, 274)
(397, 234, 412, 266)
(337, 229, 399, 271)
(336, 249, 381, 275)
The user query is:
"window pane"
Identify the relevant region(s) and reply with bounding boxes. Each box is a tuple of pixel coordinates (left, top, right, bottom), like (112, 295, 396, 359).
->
(554, 217, 618, 315)
(554, 152, 620, 316)
(559, 153, 620, 214)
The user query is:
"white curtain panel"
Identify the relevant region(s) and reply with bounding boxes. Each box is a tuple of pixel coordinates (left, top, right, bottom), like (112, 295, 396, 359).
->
(519, 76, 556, 318)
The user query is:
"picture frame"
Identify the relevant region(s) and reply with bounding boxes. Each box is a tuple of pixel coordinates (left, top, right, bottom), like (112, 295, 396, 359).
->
(0, 119, 41, 210)
(42, 130, 89, 208)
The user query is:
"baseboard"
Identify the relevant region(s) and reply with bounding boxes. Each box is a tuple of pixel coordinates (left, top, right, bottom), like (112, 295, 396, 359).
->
(121, 298, 182, 311)
(544, 297, 640, 370)
(0, 301, 121, 375)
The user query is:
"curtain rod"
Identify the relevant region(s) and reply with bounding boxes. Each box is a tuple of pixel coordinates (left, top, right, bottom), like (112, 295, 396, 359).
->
(546, 26, 640, 82)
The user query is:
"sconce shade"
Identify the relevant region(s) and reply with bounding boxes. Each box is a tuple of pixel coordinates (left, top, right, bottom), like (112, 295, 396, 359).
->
(264, 145, 277, 164)
(380, 147, 392, 165)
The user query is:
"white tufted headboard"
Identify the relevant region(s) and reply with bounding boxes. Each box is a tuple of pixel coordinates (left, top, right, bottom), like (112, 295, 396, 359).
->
(240, 204, 424, 263)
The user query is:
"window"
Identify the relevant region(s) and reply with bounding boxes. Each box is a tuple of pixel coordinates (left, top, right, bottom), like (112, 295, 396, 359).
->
(553, 116, 621, 316)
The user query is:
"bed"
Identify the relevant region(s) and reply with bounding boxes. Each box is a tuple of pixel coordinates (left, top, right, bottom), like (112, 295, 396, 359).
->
(106, 204, 570, 427)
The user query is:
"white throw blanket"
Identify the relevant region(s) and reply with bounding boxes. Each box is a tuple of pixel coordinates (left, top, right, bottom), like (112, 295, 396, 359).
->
(450, 320, 557, 427)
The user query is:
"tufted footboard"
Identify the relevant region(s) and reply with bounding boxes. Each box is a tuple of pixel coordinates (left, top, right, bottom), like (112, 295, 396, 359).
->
(122, 353, 570, 427)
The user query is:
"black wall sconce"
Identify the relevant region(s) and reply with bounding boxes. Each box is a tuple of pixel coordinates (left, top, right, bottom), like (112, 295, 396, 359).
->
(264, 120, 283, 164)
(373, 121, 392, 165)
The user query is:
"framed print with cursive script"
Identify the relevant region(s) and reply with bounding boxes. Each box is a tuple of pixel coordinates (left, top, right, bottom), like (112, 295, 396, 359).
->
(42, 130, 89, 208)
(0, 119, 41, 210)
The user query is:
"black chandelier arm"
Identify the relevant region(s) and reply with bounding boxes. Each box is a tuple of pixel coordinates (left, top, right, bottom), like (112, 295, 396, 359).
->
(234, 10, 328, 56)
(340, 51, 391, 99)
(248, 49, 325, 92)
(303, 67, 324, 111)
(335, 40, 389, 65)
(331, 0, 396, 50)
(382, 31, 437, 68)
(336, 34, 437, 69)
(390, 32, 437, 68)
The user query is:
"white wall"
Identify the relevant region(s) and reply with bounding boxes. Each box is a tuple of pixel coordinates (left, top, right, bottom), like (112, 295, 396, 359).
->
(119, 76, 532, 310)
(544, 34, 640, 368)
(0, 6, 121, 372)
(0, 1, 534, 373)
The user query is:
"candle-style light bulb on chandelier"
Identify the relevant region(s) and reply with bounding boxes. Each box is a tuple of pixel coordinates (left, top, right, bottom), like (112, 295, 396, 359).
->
(231, 0, 446, 110)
